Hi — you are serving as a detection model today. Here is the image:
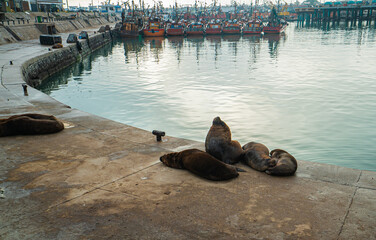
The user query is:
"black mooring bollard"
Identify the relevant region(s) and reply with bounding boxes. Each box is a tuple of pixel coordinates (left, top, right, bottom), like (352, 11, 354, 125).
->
(152, 130, 165, 142)
(22, 84, 28, 96)
(10, 61, 13, 65)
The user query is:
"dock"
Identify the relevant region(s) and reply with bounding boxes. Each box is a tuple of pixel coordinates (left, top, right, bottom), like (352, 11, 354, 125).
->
(296, 4, 376, 26)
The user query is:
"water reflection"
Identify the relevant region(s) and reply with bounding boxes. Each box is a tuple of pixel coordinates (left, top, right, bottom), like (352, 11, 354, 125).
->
(263, 34, 282, 58)
(122, 37, 144, 65)
(186, 36, 205, 64)
(167, 36, 184, 63)
(144, 37, 165, 63)
(39, 42, 115, 94)
(244, 35, 261, 65)
(206, 35, 222, 65)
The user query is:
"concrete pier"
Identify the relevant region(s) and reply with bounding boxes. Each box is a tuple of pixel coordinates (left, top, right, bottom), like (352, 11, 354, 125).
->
(0, 26, 375, 239)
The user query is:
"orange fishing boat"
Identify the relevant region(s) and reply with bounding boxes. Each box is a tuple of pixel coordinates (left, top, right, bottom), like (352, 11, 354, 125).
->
(166, 22, 185, 36)
(205, 20, 222, 35)
(186, 22, 204, 36)
(222, 20, 241, 34)
(243, 19, 263, 34)
(143, 18, 165, 37)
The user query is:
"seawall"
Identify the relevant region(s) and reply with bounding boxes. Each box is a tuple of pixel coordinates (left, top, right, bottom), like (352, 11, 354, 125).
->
(21, 30, 117, 87)
(0, 12, 117, 45)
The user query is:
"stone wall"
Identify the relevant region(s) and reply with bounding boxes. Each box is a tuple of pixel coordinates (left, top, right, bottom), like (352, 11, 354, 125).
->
(0, 26, 18, 44)
(21, 30, 117, 88)
(0, 12, 116, 45)
(3, 24, 43, 41)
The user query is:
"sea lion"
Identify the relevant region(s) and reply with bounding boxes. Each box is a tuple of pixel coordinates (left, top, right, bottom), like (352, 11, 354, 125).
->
(266, 149, 298, 176)
(160, 149, 239, 181)
(0, 113, 64, 137)
(242, 142, 276, 172)
(205, 117, 244, 164)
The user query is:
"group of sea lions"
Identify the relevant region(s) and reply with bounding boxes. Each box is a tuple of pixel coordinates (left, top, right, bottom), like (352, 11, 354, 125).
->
(160, 117, 297, 181)
(0, 113, 64, 137)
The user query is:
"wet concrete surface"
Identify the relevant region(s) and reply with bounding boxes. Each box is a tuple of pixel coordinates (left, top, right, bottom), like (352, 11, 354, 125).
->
(1, 27, 376, 240)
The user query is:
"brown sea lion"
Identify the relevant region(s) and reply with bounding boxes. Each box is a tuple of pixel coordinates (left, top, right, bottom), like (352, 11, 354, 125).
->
(205, 117, 244, 164)
(266, 149, 298, 176)
(242, 142, 276, 172)
(160, 149, 239, 181)
(0, 113, 64, 137)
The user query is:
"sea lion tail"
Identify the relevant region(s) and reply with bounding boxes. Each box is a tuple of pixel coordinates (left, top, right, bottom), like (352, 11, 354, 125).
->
(235, 167, 246, 172)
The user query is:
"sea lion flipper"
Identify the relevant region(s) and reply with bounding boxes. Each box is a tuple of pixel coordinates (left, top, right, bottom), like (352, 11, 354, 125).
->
(235, 167, 246, 172)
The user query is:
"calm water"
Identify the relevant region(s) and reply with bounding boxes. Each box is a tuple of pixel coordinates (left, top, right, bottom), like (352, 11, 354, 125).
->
(39, 24, 376, 171)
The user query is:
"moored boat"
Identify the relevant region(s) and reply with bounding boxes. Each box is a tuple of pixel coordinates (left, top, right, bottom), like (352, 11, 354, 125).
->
(243, 19, 263, 35)
(263, 7, 288, 34)
(143, 18, 165, 37)
(120, 20, 142, 37)
(205, 20, 222, 35)
(222, 20, 241, 34)
(186, 22, 205, 36)
(166, 22, 185, 36)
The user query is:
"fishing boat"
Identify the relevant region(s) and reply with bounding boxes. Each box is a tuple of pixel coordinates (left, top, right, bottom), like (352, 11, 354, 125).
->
(166, 22, 185, 36)
(120, 18, 143, 37)
(263, 7, 288, 34)
(186, 22, 205, 36)
(205, 20, 222, 35)
(222, 20, 242, 34)
(242, 19, 263, 35)
(143, 18, 165, 37)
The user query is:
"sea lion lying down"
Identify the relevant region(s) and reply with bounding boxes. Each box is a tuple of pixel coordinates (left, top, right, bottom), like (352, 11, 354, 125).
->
(242, 142, 276, 172)
(160, 149, 240, 181)
(266, 149, 298, 176)
(0, 113, 64, 137)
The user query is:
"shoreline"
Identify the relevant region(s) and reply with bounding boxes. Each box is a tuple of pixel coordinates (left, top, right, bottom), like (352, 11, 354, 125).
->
(0, 23, 375, 239)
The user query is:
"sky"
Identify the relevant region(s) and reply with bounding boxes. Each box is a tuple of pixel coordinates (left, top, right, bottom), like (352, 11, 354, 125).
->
(65, 0, 296, 8)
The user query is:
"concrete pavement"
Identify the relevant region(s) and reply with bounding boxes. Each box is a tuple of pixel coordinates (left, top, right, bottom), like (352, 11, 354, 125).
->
(0, 28, 375, 239)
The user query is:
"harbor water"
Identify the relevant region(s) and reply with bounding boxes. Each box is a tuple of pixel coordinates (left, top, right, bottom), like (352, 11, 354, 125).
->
(39, 24, 376, 171)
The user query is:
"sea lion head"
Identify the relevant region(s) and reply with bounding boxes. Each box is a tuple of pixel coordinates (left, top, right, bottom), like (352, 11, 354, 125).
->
(212, 116, 226, 127)
(270, 149, 288, 159)
(160, 152, 184, 169)
(244, 149, 276, 171)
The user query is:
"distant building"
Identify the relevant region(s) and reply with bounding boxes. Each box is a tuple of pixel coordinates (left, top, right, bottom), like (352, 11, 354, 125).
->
(30, 0, 64, 12)
(0, 0, 63, 12)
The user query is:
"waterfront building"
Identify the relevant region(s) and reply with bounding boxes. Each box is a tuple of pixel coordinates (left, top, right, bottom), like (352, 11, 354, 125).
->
(0, 0, 63, 12)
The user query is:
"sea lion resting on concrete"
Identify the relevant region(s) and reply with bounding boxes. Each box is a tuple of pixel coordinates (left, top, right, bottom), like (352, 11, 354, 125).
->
(0, 113, 64, 137)
(160, 149, 239, 181)
(242, 142, 276, 172)
(205, 117, 244, 164)
(266, 149, 298, 176)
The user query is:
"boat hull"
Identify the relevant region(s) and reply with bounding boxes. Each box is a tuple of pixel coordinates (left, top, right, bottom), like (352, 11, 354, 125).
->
(143, 29, 165, 37)
(222, 29, 241, 34)
(243, 27, 263, 34)
(166, 28, 184, 36)
(120, 30, 139, 37)
(263, 25, 287, 34)
(205, 28, 222, 35)
(186, 30, 204, 36)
